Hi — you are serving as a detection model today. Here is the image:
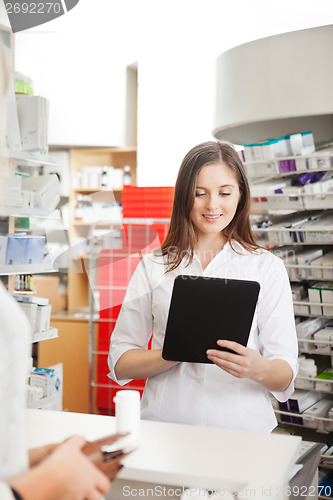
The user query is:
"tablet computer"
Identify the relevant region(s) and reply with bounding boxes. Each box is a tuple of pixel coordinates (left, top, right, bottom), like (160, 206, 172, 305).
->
(162, 275, 260, 364)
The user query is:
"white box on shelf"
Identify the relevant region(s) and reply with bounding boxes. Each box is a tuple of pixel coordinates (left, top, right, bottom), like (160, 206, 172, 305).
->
(24, 236, 45, 265)
(314, 327, 333, 354)
(21, 174, 60, 209)
(36, 304, 52, 333)
(291, 284, 307, 302)
(5, 235, 27, 266)
(301, 398, 333, 429)
(289, 133, 303, 155)
(321, 284, 333, 316)
(296, 317, 323, 338)
(0, 235, 8, 266)
(315, 368, 333, 393)
(308, 283, 323, 316)
(295, 157, 308, 171)
(261, 139, 279, 160)
(4, 78, 22, 150)
(293, 298, 310, 316)
(301, 131, 315, 155)
(16, 95, 49, 152)
(18, 302, 37, 335)
(288, 389, 325, 413)
(12, 294, 49, 306)
(30, 367, 56, 397)
(296, 329, 315, 353)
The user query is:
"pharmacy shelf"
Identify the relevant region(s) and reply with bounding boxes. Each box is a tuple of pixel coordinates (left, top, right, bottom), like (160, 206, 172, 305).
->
(0, 206, 60, 219)
(294, 300, 333, 308)
(285, 264, 333, 270)
(32, 327, 58, 343)
(274, 409, 332, 433)
(295, 375, 333, 386)
(250, 167, 333, 185)
(0, 260, 57, 275)
(254, 226, 333, 233)
(252, 192, 333, 198)
(73, 188, 122, 194)
(7, 149, 59, 167)
(244, 152, 333, 166)
(26, 392, 60, 410)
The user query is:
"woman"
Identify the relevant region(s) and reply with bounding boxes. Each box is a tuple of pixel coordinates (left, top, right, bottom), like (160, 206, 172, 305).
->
(108, 141, 298, 432)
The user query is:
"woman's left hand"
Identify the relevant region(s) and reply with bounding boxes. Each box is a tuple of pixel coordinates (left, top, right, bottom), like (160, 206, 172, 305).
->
(206, 340, 266, 381)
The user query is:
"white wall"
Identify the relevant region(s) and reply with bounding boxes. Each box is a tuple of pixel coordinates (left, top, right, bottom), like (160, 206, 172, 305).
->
(137, 0, 333, 186)
(14, 0, 140, 147)
(11, 0, 333, 184)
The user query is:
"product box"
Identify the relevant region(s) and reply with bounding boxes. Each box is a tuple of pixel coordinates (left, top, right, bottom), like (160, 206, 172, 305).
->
(16, 95, 49, 152)
(24, 236, 45, 265)
(296, 317, 323, 338)
(22, 174, 60, 209)
(5, 78, 22, 150)
(30, 367, 56, 397)
(5, 235, 27, 266)
(18, 302, 37, 334)
(276, 136, 292, 157)
(243, 144, 254, 162)
(314, 327, 333, 354)
(293, 298, 310, 316)
(288, 389, 325, 413)
(315, 368, 333, 393)
(36, 304, 52, 333)
(321, 283, 333, 316)
(310, 253, 329, 280)
(301, 131, 315, 155)
(296, 329, 315, 353)
(308, 283, 323, 316)
(301, 398, 333, 429)
(296, 248, 323, 279)
(0, 235, 8, 266)
(261, 139, 279, 160)
(291, 284, 307, 302)
(12, 294, 49, 306)
(289, 133, 303, 155)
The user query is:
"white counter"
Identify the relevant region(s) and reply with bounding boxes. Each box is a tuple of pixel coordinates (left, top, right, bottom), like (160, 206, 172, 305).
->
(26, 409, 301, 500)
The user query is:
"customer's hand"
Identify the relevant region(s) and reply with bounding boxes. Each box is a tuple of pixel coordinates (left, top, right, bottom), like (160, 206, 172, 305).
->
(206, 340, 265, 380)
(10, 435, 111, 500)
(28, 443, 59, 467)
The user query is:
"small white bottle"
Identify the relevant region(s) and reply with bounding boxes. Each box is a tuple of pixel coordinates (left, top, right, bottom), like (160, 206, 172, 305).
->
(123, 165, 132, 185)
(114, 390, 140, 441)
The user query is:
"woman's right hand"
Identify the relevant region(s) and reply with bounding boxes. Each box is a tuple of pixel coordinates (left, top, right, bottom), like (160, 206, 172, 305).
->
(10, 436, 111, 500)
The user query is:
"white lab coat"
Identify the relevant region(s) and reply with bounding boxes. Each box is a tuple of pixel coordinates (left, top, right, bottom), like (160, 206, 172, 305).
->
(108, 241, 298, 432)
(0, 283, 31, 497)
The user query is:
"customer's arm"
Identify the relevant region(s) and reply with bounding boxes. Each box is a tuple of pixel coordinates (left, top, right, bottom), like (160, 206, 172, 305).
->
(115, 348, 178, 380)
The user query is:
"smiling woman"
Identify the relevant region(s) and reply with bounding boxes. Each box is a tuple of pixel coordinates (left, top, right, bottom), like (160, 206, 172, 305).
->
(108, 140, 298, 433)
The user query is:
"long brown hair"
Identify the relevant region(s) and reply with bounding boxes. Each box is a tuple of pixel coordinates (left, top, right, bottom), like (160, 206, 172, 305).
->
(159, 141, 259, 272)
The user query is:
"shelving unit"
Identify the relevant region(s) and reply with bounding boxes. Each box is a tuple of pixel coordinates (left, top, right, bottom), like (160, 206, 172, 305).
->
(247, 152, 333, 438)
(67, 147, 137, 312)
(1, 23, 62, 410)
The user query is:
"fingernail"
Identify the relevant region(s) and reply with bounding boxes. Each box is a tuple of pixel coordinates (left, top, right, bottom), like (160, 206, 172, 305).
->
(217, 340, 223, 345)
(206, 350, 212, 355)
